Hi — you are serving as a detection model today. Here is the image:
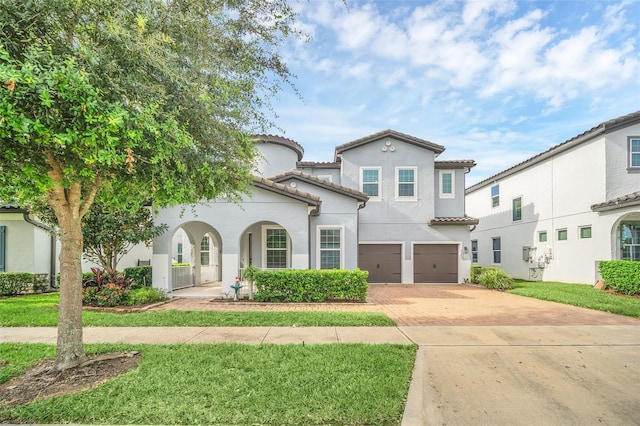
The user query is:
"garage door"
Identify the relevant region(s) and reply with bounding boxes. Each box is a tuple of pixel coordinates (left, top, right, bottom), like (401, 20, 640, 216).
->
(414, 244, 458, 283)
(358, 244, 401, 283)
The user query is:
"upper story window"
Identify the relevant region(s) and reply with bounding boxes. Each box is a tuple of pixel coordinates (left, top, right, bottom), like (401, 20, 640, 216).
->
(439, 170, 455, 199)
(200, 236, 210, 265)
(396, 167, 417, 200)
(360, 167, 381, 200)
(512, 197, 522, 221)
(491, 184, 499, 207)
(629, 138, 640, 169)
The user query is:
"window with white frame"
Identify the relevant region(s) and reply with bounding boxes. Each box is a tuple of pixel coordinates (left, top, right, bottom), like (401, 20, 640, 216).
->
(492, 237, 501, 264)
(439, 170, 455, 198)
(579, 226, 592, 239)
(512, 197, 522, 221)
(620, 222, 640, 260)
(557, 228, 568, 241)
(318, 227, 343, 269)
(264, 227, 288, 269)
(538, 231, 547, 243)
(491, 184, 499, 207)
(200, 236, 210, 265)
(360, 167, 381, 199)
(471, 240, 478, 263)
(629, 137, 640, 169)
(396, 167, 417, 199)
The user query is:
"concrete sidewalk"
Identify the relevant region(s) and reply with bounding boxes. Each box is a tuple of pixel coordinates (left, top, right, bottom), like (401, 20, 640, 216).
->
(2, 324, 640, 425)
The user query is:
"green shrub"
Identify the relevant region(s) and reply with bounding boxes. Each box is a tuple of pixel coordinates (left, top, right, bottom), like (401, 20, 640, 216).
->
(83, 282, 129, 307)
(126, 287, 167, 306)
(253, 269, 369, 302)
(477, 268, 514, 291)
(0, 273, 33, 295)
(600, 260, 640, 295)
(32, 274, 50, 293)
(124, 265, 152, 289)
(55, 271, 95, 288)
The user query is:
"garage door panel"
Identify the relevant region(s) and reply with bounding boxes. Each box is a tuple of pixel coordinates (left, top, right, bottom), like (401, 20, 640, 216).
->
(359, 244, 401, 283)
(414, 244, 458, 283)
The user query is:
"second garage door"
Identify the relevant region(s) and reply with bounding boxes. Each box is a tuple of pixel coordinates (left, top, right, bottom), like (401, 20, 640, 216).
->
(414, 244, 458, 283)
(358, 244, 402, 283)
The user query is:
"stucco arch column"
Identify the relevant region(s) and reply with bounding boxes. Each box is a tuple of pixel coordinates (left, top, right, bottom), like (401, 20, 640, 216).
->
(152, 230, 172, 293)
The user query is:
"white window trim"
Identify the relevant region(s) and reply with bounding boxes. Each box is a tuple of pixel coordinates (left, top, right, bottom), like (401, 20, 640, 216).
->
(492, 237, 501, 265)
(439, 170, 455, 199)
(471, 239, 478, 264)
(538, 231, 548, 243)
(512, 196, 523, 222)
(200, 236, 210, 266)
(261, 225, 289, 269)
(629, 137, 640, 169)
(579, 225, 592, 239)
(491, 184, 500, 208)
(395, 166, 417, 201)
(316, 225, 344, 270)
(360, 166, 382, 201)
(557, 228, 568, 241)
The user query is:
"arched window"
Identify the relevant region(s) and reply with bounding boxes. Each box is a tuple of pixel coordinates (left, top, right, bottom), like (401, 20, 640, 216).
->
(200, 236, 210, 266)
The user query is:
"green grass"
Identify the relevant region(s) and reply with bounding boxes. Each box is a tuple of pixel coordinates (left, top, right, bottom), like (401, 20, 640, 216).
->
(0, 293, 395, 327)
(508, 280, 640, 318)
(1, 342, 417, 425)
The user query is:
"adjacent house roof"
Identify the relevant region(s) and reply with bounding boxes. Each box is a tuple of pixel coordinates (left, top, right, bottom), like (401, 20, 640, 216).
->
(252, 176, 320, 206)
(253, 134, 305, 161)
(435, 160, 476, 169)
(334, 129, 445, 159)
(428, 216, 479, 226)
(591, 191, 640, 212)
(270, 170, 369, 202)
(466, 110, 640, 194)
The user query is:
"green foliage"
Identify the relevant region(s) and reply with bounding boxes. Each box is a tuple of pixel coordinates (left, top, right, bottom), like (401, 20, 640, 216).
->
(253, 269, 369, 303)
(171, 263, 191, 267)
(0, 343, 55, 384)
(0, 273, 33, 295)
(126, 287, 167, 306)
(242, 265, 259, 281)
(123, 266, 152, 290)
(470, 265, 486, 284)
(82, 268, 131, 307)
(82, 203, 168, 276)
(477, 268, 514, 291)
(599, 260, 640, 295)
(2, 343, 416, 425)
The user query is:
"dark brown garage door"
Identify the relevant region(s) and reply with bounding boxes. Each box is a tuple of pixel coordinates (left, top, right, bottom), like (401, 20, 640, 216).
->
(358, 244, 401, 283)
(414, 244, 458, 283)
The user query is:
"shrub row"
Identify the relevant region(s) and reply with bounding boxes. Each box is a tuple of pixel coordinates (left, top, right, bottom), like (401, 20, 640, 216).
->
(470, 266, 514, 291)
(123, 266, 152, 289)
(0, 272, 51, 296)
(599, 260, 640, 295)
(250, 268, 369, 302)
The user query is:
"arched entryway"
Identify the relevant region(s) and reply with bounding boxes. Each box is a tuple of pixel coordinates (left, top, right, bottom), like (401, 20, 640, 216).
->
(239, 221, 292, 276)
(170, 222, 222, 289)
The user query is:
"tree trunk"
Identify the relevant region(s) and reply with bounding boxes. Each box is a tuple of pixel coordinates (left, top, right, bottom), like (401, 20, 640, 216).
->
(55, 213, 88, 371)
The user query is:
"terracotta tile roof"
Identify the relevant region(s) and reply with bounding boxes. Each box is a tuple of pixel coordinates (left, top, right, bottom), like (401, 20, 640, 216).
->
(335, 129, 445, 159)
(591, 191, 640, 212)
(435, 160, 476, 169)
(252, 134, 305, 161)
(466, 110, 640, 193)
(252, 176, 320, 206)
(270, 170, 369, 202)
(297, 161, 341, 168)
(428, 216, 479, 225)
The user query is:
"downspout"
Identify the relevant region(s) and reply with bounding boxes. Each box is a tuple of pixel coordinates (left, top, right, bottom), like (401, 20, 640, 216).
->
(23, 212, 57, 289)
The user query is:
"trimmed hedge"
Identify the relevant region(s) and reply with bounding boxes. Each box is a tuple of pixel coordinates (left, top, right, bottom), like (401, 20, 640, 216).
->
(252, 269, 369, 302)
(0, 272, 50, 295)
(124, 265, 153, 289)
(600, 260, 640, 295)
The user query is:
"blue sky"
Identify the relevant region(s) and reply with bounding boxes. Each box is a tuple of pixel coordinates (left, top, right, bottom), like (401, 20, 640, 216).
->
(267, 0, 640, 186)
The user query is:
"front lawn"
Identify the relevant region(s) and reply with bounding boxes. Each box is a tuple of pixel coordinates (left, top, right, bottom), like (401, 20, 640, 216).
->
(508, 280, 640, 318)
(0, 293, 395, 327)
(1, 342, 416, 425)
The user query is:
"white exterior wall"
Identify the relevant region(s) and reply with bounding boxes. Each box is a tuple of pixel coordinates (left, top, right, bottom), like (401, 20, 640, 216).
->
(468, 120, 640, 284)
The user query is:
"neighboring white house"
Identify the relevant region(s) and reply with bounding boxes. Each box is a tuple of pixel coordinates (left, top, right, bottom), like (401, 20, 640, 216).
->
(151, 130, 478, 294)
(466, 111, 640, 284)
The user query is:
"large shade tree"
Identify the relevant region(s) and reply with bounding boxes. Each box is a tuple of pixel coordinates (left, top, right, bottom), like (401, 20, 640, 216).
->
(0, 0, 302, 371)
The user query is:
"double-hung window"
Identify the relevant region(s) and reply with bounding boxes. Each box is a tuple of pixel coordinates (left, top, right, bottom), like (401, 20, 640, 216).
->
(396, 167, 417, 200)
(360, 167, 381, 200)
(264, 227, 288, 269)
(621, 222, 640, 260)
(491, 184, 499, 207)
(630, 138, 640, 169)
(492, 237, 501, 264)
(439, 170, 454, 198)
(512, 197, 522, 221)
(318, 227, 343, 269)
(471, 240, 478, 263)
(200, 236, 210, 265)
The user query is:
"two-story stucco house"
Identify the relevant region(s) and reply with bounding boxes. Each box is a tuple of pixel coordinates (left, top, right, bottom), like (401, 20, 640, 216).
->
(151, 130, 478, 294)
(465, 111, 640, 284)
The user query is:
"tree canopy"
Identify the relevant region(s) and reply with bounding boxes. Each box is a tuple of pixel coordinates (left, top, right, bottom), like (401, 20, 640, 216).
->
(0, 0, 303, 370)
